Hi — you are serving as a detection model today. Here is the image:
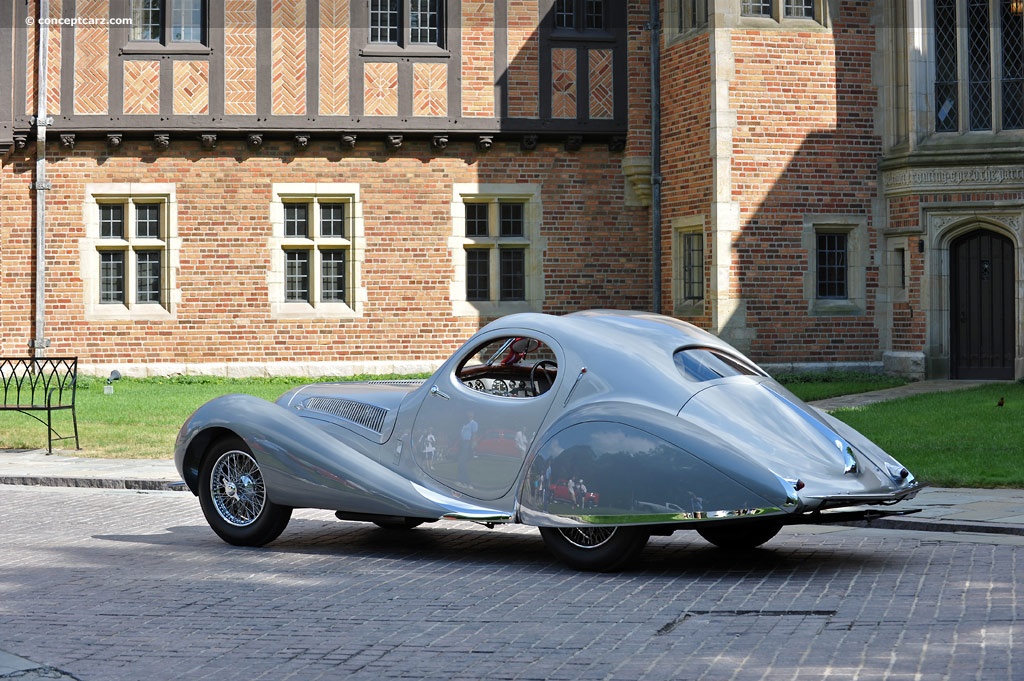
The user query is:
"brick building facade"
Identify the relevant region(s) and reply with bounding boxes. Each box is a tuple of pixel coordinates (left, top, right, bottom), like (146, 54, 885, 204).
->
(1, 1, 1022, 380)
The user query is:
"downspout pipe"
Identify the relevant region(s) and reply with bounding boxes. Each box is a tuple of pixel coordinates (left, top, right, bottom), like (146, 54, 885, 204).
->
(649, 0, 663, 314)
(32, 0, 51, 357)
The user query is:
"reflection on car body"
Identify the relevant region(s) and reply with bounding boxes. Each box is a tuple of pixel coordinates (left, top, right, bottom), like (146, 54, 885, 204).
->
(175, 310, 923, 571)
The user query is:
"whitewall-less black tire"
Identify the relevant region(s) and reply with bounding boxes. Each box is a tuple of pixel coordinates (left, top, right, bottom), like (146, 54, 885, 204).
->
(539, 526, 649, 572)
(198, 436, 292, 547)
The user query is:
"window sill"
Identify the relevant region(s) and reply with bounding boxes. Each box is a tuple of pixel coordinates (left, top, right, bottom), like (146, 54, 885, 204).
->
(270, 302, 360, 321)
(359, 45, 450, 59)
(85, 303, 174, 322)
(810, 299, 864, 317)
(120, 43, 212, 57)
(453, 300, 539, 318)
(548, 29, 617, 43)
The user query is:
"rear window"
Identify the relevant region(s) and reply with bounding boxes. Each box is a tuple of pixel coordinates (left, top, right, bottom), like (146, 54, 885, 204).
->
(674, 348, 760, 382)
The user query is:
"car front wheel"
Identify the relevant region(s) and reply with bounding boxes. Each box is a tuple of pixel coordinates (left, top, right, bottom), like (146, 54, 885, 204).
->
(539, 526, 649, 572)
(696, 521, 782, 550)
(198, 436, 292, 547)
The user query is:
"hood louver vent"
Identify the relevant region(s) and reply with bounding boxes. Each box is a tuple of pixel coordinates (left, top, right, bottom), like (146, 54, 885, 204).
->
(304, 397, 388, 433)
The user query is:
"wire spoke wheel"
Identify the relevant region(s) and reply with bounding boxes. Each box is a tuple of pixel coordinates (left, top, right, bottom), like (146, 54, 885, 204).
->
(198, 436, 291, 547)
(210, 449, 266, 527)
(555, 526, 617, 549)
(539, 526, 649, 572)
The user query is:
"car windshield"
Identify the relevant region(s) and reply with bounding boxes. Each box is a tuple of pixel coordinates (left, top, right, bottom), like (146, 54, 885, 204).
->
(674, 347, 760, 382)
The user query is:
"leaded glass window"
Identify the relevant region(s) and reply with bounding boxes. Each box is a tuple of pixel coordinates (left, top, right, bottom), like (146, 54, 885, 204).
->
(410, 0, 439, 44)
(500, 249, 526, 301)
(466, 203, 489, 238)
(100, 205, 124, 239)
(321, 250, 347, 302)
(131, 0, 205, 44)
(171, 0, 203, 42)
(554, 0, 604, 31)
(784, 0, 815, 17)
(741, 0, 773, 16)
(285, 204, 309, 238)
(934, 0, 1024, 132)
(683, 232, 704, 301)
(96, 201, 167, 309)
(277, 196, 355, 309)
(100, 252, 126, 304)
(320, 204, 346, 238)
(370, 0, 444, 47)
(285, 251, 311, 303)
(136, 204, 161, 239)
(466, 250, 490, 301)
(137, 251, 162, 304)
(462, 199, 532, 304)
(816, 233, 848, 300)
(1002, 0, 1024, 129)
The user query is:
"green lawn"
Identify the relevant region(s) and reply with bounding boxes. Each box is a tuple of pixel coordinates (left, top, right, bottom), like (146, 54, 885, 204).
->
(1, 372, 1020, 489)
(829, 382, 1024, 489)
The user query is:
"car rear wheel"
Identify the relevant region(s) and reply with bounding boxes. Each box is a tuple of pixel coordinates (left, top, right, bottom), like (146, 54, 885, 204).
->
(696, 521, 782, 550)
(199, 436, 292, 547)
(539, 526, 649, 572)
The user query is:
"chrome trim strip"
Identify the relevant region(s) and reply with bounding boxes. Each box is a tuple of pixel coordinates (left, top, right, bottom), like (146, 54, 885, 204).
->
(412, 482, 511, 522)
(518, 504, 788, 527)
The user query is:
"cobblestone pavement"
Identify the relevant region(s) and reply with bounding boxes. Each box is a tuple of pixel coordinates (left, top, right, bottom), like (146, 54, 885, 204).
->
(0, 485, 1021, 681)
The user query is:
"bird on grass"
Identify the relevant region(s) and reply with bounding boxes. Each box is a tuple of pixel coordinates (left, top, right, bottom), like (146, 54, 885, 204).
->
(997, 397, 1005, 407)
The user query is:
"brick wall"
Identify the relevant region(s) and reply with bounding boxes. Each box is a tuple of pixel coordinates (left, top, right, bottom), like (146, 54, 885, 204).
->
(0, 138, 650, 371)
(661, 31, 712, 326)
(726, 8, 883, 364)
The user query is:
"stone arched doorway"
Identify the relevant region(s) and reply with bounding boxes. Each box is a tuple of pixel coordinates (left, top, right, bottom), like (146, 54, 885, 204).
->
(949, 229, 1015, 379)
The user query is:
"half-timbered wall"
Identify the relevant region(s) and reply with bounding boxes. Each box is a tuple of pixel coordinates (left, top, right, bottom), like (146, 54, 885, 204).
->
(9, 0, 629, 146)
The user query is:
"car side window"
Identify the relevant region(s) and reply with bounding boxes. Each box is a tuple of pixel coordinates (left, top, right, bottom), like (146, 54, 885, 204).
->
(457, 336, 558, 398)
(674, 347, 760, 382)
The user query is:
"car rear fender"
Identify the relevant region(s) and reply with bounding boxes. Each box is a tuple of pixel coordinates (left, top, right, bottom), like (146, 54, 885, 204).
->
(517, 401, 796, 527)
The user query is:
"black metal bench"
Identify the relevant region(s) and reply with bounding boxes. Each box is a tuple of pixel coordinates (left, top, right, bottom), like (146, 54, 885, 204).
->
(0, 357, 79, 454)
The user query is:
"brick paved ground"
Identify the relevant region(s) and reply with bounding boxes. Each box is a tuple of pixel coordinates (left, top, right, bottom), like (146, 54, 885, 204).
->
(0, 485, 1020, 681)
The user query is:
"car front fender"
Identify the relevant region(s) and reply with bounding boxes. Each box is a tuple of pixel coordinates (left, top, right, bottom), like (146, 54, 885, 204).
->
(175, 393, 504, 521)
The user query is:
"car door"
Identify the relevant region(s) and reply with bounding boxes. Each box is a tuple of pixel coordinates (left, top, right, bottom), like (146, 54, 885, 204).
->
(411, 333, 561, 501)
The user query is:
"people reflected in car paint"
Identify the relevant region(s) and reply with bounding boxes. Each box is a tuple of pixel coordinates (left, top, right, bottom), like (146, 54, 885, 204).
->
(458, 411, 478, 483)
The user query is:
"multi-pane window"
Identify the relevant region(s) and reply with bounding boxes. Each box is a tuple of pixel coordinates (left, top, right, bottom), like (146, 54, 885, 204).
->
(97, 202, 167, 307)
(281, 202, 352, 306)
(464, 201, 529, 302)
(816, 232, 848, 299)
(741, 0, 773, 16)
(935, 0, 1024, 132)
(682, 232, 704, 301)
(130, 0, 205, 44)
(741, 0, 821, 20)
(554, 0, 604, 30)
(678, 0, 709, 31)
(784, 0, 815, 18)
(369, 0, 444, 47)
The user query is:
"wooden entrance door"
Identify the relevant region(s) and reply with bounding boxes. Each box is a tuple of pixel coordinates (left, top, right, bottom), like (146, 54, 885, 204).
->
(950, 229, 1015, 379)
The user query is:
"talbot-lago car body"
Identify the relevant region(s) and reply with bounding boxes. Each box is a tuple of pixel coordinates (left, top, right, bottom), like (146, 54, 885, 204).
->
(175, 310, 922, 571)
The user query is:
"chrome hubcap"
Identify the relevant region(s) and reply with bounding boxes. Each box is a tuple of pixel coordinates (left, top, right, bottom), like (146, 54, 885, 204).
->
(210, 450, 266, 527)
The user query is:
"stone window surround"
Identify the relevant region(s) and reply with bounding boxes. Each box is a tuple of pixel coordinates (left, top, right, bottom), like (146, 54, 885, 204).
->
(450, 183, 545, 319)
(269, 183, 366, 321)
(802, 214, 868, 317)
(81, 183, 181, 321)
(672, 215, 707, 317)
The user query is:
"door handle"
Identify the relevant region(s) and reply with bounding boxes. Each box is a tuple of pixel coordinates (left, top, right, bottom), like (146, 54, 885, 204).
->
(429, 385, 450, 400)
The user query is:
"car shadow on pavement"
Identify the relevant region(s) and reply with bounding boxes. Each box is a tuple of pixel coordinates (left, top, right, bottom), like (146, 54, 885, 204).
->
(95, 517, 905, 575)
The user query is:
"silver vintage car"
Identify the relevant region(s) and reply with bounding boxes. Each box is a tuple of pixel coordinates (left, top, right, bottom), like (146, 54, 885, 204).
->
(175, 310, 922, 571)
